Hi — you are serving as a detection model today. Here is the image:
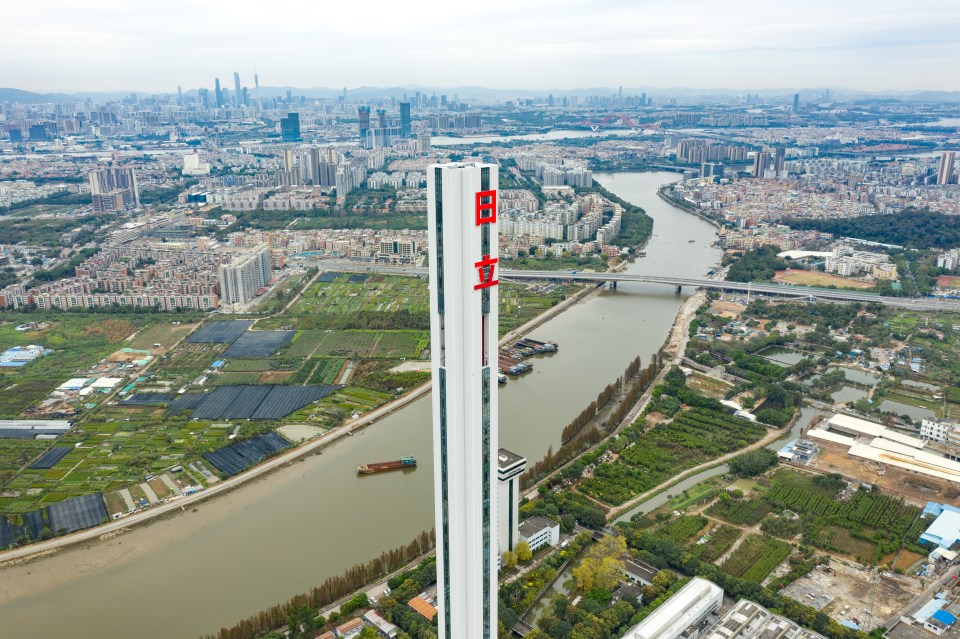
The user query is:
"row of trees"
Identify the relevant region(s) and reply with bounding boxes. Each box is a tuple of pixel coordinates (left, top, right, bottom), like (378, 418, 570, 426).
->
(523, 355, 661, 489)
(198, 529, 436, 639)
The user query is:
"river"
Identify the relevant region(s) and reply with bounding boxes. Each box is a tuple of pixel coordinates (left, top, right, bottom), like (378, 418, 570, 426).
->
(431, 129, 647, 146)
(0, 172, 721, 639)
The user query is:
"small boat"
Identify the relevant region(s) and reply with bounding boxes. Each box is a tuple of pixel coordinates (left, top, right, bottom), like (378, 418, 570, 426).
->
(357, 456, 417, 475)
(688, 239, 696, 243)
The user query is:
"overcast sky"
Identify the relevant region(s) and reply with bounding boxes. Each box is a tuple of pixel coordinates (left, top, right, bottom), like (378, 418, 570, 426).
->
(4, 0, 960, 94)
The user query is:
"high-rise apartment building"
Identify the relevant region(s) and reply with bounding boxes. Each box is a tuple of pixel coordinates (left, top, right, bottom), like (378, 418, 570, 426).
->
(215, 78, 224, 108)
(753, 152, 770, 178)
(792, 93, 800, 113)
(938, 152, 956, 185)
(428, 163, 500, 639)
(89, 167, 140, 213)
(774, 147, 785, 177)
(218, 245, 272, 307)
(358, 106, 371, 143)
(280, 112, 301, 142)
(400, 102, 411, 138)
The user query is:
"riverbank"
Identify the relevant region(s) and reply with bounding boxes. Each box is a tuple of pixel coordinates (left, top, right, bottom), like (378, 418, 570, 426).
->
(0, 171, 724, 639)
(0, 280, 607, 567)
(657, 184, 721, 229)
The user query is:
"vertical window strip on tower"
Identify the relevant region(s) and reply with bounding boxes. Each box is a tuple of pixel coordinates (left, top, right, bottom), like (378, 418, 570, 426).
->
(481, 367, 491, 639)
(439, 368, 451, 639)
(434, 168, 444, 315)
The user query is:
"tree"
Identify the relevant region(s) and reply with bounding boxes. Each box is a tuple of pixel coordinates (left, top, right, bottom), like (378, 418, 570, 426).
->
(358, 627, 378, 639)
(502, 551, 517, 569)
(572, 535, 626, 592)
(652, 570, 675, 591)
(516, 540, 533, 563)
(728, 448, 779, 477)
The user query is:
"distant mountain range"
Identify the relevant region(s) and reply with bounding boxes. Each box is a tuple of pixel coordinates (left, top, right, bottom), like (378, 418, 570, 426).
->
(3, 85, 960, 103)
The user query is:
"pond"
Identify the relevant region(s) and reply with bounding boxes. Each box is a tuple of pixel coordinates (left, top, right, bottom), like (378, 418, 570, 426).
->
(758, 347, 808, 367)
(901, 379, 940, 393)
(878, 399, 936, 421)
(830, 386, 868, 405)
(825, 366, 881, 386)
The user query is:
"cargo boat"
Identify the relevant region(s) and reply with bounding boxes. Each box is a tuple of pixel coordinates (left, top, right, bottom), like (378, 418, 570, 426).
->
(357, 456, 417, 474)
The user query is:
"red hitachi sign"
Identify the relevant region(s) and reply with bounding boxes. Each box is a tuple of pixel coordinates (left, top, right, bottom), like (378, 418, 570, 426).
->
(474, 190, 498, 290)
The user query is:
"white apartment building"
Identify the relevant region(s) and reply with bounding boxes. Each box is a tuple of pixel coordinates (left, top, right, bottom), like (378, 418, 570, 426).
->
(217, 245, 272, 307)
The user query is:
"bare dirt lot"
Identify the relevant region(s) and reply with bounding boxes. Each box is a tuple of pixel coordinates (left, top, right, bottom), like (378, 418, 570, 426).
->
(709, 300, 746, 318)
(775, 269, 875, 290)
(783, 559, 923, 630)
(809, 443, 956, 506)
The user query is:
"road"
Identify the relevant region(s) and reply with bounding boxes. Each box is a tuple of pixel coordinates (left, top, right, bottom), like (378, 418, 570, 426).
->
(297, 258, 960, 311)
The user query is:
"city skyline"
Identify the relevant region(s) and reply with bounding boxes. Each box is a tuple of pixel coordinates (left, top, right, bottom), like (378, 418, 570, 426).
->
(4, 0, 960, 93)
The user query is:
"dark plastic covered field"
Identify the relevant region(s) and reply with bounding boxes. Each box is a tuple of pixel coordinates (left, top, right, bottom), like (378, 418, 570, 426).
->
(203, 431, 291, 476)
(185, 320, 253, 344)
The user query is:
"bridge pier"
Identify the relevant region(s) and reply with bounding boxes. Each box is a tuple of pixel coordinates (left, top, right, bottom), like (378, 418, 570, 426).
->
(676, 285, 682, 294)
(609, 281, 617, 290)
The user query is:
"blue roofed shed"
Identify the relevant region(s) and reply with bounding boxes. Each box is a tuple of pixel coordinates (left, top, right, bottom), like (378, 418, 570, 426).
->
(932, 610, 956, 626)
(920, 502, 960, 549)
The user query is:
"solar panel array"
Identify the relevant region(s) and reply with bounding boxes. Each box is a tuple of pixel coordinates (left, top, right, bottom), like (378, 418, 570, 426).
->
(348, 273, 368, 283)
(30, 446, 73, 469)
(203, 431, 291, 476)
(222, 331, 294, 358)
(122, 393, 175, 406)
(47, 494, 109, 535)
(317, 272, 341, 283)
(168, 385, 337, 419)
(186, 320, 253, 344)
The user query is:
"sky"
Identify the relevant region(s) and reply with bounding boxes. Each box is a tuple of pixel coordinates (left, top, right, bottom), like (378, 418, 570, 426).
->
(3, 0, 960, 94)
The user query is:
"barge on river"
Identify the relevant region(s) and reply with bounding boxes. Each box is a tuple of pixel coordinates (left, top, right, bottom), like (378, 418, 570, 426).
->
(357, 456, 417, 475)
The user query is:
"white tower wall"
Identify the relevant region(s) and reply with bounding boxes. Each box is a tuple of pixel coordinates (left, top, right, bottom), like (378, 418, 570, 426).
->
(428, 163, 499, 639)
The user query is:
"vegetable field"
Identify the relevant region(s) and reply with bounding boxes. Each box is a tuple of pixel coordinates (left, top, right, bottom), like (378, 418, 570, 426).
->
(692, 525, 742, 562)
(721, 534, 791, 582)
(706, 497, 772, 526)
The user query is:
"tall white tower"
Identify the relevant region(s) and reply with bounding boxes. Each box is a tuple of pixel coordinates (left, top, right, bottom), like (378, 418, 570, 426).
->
(498, 448, 527, 556)
(428, 163, 499, 639)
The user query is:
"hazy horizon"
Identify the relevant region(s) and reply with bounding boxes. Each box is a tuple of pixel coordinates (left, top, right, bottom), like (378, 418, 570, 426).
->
(4, 0, 959, 94)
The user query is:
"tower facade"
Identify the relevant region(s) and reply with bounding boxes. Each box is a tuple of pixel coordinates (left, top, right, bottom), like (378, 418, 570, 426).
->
(233, 71, 242, 106)
(400, 102, 411, 138)
(497, 448, 526, 555)
(938, 152, 956, 185)
(428, 163, 500, 639)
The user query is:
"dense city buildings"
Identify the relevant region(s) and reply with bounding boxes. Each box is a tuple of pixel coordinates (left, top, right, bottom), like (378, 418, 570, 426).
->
(428, 163, 499, 639)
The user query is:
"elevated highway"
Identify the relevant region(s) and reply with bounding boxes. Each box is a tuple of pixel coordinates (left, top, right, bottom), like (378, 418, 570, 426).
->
(302, 259, 960, 311)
